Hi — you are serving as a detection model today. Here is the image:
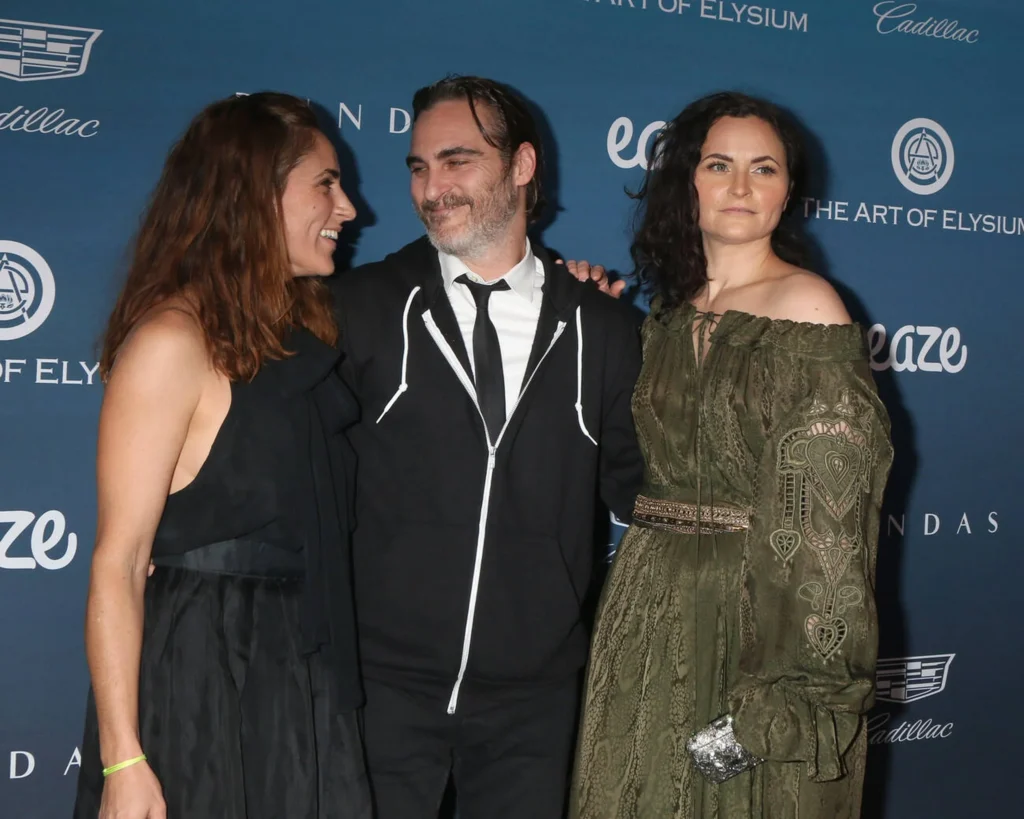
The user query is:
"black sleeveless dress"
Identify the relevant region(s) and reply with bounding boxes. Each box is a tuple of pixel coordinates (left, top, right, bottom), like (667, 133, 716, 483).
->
(74, 329, 371, 819)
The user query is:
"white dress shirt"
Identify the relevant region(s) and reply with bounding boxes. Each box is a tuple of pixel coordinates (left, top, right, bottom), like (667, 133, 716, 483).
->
(438, 239, 545, 419)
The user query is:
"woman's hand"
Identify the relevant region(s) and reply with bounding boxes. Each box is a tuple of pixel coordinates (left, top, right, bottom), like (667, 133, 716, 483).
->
(99, 761, 166, 819)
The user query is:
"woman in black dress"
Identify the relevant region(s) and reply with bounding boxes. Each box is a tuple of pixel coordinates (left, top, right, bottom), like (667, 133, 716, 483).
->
(74, 92, 370, 818)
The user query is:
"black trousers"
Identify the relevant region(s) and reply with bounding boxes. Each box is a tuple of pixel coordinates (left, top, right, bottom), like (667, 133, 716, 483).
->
(362, 674, 582, 819)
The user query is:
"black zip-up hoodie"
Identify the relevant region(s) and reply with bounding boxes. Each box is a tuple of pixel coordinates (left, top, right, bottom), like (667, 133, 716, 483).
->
(332, 237, 643, 712)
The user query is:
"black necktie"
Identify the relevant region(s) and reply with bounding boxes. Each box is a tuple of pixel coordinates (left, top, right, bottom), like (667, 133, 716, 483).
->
(456, 274, 510, 443)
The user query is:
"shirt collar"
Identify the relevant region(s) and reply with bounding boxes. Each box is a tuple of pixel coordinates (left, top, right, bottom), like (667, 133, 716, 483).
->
(438, 238, 538, 303)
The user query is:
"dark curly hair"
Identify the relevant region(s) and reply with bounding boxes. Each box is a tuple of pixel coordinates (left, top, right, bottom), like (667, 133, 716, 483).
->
(630, 91, 810, 313)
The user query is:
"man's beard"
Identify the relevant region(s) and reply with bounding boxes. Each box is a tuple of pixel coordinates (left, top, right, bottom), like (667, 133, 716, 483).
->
(416, 175, 519, 260)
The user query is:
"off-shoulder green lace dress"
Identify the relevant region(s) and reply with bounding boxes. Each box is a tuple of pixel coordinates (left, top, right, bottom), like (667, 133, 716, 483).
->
(570, 303, 893, 819)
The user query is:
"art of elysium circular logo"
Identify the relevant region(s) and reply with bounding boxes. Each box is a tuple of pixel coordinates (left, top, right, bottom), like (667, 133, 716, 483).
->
(891, 118, 955, 195)
(0, 241, 56, 340)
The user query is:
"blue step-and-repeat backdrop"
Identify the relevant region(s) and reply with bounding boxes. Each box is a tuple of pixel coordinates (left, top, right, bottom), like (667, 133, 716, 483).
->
(1, 1, 1020, 816)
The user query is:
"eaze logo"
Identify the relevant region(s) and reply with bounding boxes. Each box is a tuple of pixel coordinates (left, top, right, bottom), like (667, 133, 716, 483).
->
(0, 510, 78, 570)
(867, 323, 967, 373)
(607, 117, 665, 170)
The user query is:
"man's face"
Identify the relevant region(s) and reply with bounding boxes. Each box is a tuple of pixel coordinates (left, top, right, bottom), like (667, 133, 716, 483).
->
(407, 99, 528, 259)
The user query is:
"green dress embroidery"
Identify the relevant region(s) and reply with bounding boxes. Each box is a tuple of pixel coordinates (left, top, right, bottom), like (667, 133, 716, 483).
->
(570, 303, 893, 819)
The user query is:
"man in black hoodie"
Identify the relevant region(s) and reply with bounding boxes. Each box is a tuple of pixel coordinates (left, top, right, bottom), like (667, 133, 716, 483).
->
(331, 76, 644, 819)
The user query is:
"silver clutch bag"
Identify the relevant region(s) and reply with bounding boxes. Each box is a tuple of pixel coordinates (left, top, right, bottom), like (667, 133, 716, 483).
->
(686, 714, 763, 783)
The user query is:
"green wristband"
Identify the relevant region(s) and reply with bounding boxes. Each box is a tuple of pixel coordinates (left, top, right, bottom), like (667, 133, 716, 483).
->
(102, 754, 147, 777)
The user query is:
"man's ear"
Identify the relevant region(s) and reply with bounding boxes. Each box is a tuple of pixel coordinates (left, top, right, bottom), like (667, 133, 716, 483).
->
(512, 142, 537, 189)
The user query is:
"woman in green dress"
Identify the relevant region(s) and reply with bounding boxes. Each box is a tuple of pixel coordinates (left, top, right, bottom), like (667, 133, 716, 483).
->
(570, 92, 893, 818)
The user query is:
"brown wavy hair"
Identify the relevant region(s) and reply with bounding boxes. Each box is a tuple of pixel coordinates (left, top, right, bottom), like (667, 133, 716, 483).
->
(99, 91, 337, 382)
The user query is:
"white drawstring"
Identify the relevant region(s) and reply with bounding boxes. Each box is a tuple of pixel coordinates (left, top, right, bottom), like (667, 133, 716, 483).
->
(574, 305, 597, 445)
(376, 286, 421, 423)
(378, 288, 594, 448)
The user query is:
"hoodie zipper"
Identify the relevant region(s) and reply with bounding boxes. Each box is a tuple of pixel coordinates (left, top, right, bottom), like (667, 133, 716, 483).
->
(422, 311, 567, 714)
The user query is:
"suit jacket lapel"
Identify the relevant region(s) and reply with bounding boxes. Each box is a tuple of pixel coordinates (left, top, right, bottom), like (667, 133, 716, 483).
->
(521, 296, 559, 394)
(410, 237, 581, 436)
(503, 244, 579, 445)
(417, 243, 475, 383)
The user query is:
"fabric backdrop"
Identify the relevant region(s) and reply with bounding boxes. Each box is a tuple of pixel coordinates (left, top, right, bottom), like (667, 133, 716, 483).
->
(1, 1, 1019, 816)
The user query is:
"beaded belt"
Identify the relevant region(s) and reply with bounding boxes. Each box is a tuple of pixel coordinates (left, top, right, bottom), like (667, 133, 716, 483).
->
(633, 495, 750, 535)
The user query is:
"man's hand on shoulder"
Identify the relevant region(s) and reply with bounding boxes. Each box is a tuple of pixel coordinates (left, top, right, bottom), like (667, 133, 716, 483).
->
(557, 258, 626, 299)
